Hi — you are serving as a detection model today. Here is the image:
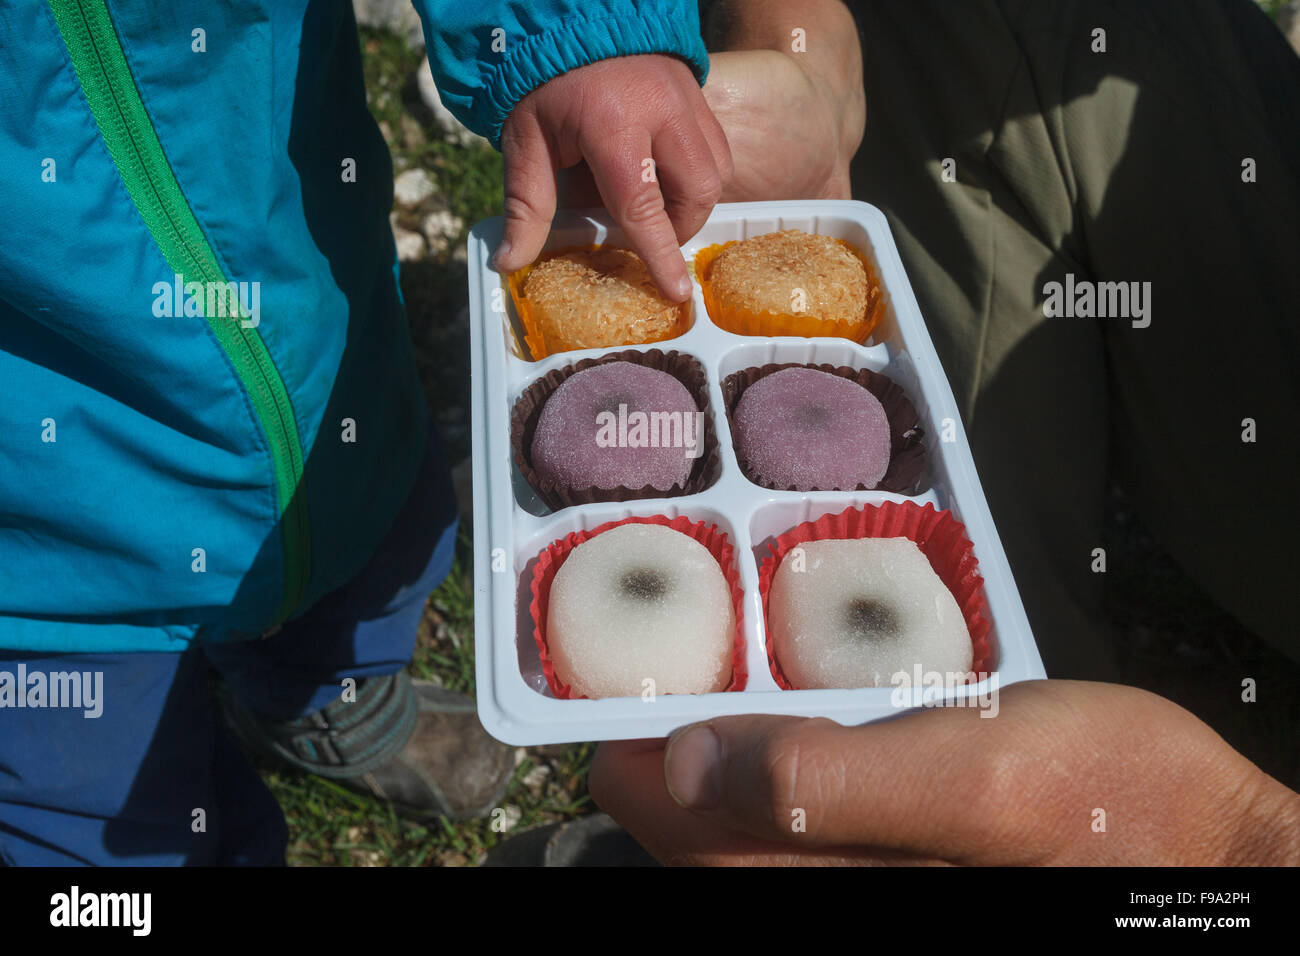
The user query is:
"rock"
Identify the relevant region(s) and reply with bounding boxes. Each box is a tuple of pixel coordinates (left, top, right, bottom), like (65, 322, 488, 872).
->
(392, 222, 426, 262)
(1279, 2, 1300, 55)
(497, 804, 523, 833)
(422, 208, 465, 255)
(343, 826, 383, 867)
(520, 763, 551, 797)
(399, 113, 426, 151)
(531, 744, 575, 759)
(481, 814, 660, 867)
(352, 0, 424, 49)
(417, 56, 492, 149)
(392, 167, 435, 207)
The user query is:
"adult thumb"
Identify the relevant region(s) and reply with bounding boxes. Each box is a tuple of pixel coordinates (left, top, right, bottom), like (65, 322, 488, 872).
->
(661, 705, 1016, 859)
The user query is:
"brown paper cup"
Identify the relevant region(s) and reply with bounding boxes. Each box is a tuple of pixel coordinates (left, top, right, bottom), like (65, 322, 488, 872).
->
(720, 363, 926, 494)
(511, 349, 722, 510)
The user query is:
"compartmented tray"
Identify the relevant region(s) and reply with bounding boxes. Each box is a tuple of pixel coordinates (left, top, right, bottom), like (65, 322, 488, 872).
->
(467, 200, 1044, 745)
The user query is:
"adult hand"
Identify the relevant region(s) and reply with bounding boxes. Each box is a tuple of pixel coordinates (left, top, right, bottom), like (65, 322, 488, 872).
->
(494, 54, 732, 302)
(589, 680, 1300, 865)
(700, 0, 864, 201)
(700, 48, 859, 201)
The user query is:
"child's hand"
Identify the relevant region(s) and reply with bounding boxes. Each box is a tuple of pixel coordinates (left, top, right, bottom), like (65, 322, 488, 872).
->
(493, 53, 732, 302)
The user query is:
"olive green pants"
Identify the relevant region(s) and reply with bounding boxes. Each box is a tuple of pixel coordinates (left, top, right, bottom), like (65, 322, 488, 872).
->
(848, 0, 1300, 678)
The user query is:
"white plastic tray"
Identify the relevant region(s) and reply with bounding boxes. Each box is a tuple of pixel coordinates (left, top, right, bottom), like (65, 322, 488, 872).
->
(467, 200, 1044, 745)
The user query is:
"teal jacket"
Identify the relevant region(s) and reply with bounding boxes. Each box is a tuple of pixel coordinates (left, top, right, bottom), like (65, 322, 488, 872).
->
(0, 0, 708, 653)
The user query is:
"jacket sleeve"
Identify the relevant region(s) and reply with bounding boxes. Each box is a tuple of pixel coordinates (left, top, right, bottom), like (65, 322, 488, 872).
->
(411, 0, 710, 149)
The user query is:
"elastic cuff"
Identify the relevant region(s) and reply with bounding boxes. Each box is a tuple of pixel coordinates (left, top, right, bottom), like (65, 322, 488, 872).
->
(480, 13, 710, 149)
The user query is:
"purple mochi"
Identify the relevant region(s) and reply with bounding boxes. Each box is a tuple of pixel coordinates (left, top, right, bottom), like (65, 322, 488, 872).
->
(530, 361, 701, 491)
(733, 367, 890, 490)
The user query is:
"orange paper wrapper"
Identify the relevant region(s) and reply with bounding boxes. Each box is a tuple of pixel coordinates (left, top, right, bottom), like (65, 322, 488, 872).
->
(694, 239, 884, 342)
(528, 514, 748, 699)
(721, 362, 926, 494)
(507, 245, 692, 360)
(756, 501, 994, 690)
(510, 349, 722, 510)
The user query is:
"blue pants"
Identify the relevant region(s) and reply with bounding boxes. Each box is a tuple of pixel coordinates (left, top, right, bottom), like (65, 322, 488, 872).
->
(0, 429, 459, 866)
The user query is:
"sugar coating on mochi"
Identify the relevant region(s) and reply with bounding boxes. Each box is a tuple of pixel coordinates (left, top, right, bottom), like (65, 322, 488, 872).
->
(546, 523, 734, 698)
(531, 362, 700, 491)
(734, 368, 890, 491)
(769, 537, 971, 689)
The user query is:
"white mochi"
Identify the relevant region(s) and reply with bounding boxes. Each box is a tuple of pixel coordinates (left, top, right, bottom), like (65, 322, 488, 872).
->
(770, 537, 972, 689)
(547, 523, 734, 699)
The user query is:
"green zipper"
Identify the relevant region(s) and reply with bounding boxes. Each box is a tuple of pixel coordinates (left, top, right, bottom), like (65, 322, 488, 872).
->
(49, 0, 310, 625)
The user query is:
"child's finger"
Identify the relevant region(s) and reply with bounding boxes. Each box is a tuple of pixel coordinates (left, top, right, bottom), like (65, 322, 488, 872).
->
(495, 110, 558, 274)
(651, 114, 726, 245)
(555, 162, 602, 209)
(582, 125, 693, 302)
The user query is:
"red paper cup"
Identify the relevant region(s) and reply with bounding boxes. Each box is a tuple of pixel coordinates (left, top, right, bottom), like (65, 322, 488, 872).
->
(528, 514, 748, 699)
(756, 501, 993, 690)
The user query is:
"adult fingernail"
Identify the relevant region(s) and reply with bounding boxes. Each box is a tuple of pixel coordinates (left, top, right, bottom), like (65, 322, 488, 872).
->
(491, 239, 511, 271)
(665, 725, 722, 810)
(673, 275, 692, 301)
